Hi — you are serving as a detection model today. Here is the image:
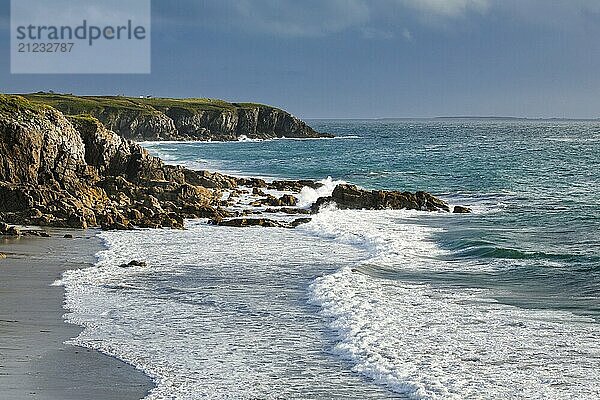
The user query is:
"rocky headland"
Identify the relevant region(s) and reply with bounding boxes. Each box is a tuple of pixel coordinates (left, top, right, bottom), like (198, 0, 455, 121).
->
(0, 94, 469, 236)
(21, 93, 332, 141)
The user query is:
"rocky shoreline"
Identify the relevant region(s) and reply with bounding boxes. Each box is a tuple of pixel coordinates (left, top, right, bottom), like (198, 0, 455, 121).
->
(0, 94, 470, 237)
(21, 93, 334, 141)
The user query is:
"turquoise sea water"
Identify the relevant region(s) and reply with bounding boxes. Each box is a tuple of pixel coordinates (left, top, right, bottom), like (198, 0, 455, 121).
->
(153, 119, 600, 318)
(61, 120, 600, 399)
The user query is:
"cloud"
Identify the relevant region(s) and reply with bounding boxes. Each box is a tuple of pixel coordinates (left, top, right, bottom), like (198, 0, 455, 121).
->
(232, 0, 370, 36)
(154, 0, 600, 38)
(155, 0, 488, 37)
(362, 27, 394, 40)
(489, 0, 600, 29)
(155, 0, 369, 37)
(396, 0, 490, 18)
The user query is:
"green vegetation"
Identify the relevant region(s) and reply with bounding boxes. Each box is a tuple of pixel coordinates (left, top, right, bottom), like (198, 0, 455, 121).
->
(20, 93, 282, 117)
(66, 114, 100, 123)
(66, 113, 102, 127)
(0, 94, 52, 114)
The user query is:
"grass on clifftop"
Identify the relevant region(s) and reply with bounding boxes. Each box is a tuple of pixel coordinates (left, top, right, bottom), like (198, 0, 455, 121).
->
(20, 93, 278, 116)
(0, 94, 53, 115)
(66, 113, 103, 127)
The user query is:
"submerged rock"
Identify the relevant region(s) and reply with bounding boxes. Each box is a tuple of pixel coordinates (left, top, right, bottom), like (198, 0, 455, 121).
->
(453, 205, 472, 214)
(312, 184, 451, 213)
(0, 222, 21, 236)
(263, 207, 311, 215)
(217, 218, 285, 228)
(119, 260, 147, 268)
(214, 216, 311, 229)
(0, 221, 50, 237)
(290, 218, 312, 228)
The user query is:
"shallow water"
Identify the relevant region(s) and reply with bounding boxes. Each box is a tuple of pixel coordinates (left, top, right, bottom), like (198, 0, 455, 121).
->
(61, 120, 600, 399)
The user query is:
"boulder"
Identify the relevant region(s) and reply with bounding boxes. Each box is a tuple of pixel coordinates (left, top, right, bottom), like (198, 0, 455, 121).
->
(119, 259, 147, 268)
(236, 177, 268, 188)
(250, 194, 299, 207)
(1, 224, 21, 236)
(453, 205, 472, 214)
(268, 180, 323, 192)
(312, 184, 450, 213)
(290, 218, 312, 228)
(279, 194, 298, 207)
(252, 187, 267, 196)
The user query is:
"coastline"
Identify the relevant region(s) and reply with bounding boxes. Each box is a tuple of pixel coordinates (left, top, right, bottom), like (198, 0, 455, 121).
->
(0, 229, 154, 400)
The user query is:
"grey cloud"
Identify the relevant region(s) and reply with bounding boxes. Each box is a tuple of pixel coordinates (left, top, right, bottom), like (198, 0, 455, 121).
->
(231, 0, 370, 36)
(154, 0, 600, 37)
(154, 0, 369, 37)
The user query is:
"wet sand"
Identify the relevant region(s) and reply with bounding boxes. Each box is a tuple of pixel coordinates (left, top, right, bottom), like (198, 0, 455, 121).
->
(0, 229, 154, 400)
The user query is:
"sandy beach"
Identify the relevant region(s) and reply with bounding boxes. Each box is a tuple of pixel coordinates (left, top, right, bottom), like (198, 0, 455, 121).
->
(0, 229, 154, 400)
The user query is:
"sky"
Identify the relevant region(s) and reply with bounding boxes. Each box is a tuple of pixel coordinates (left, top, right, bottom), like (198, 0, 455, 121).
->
(1, 0, 599, 118)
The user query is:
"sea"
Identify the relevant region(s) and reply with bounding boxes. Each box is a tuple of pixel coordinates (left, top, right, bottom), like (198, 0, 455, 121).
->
(57, 119, 600, 399)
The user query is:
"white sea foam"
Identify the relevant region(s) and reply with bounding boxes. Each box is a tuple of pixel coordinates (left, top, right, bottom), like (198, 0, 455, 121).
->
(58, 223, 397, 399)
(301, 208, 600, 399)
(296, 177, 346, 208)
(58, 202, 600, 399)
(298, 206, 446, 270)
(237, 135, 264, 142)
(308, 266, 600, 399)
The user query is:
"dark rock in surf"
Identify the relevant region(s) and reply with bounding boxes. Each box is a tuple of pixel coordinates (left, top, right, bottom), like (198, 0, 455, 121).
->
(252, 187, 267, 196)
(235, 177, 268, 188)
(263, 207, 311, 215)
(216, 218, 285, 228)
(119, 259, 147, 268)
(453, 205, 472, 214)
(290, 218, 312, 228)
(268, 180, 323, 192)
(311, 184, 451, 213)
(278, 194, 298, 207)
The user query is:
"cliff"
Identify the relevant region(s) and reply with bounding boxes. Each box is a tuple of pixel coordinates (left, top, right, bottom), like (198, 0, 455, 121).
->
(21, 93, 331, 141)
(0, 94, 236, 229)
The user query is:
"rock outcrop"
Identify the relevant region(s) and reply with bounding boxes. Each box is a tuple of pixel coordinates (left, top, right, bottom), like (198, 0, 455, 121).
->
(21, 93, 332, 141)
(0, 95, 237, 229)
(212, 217, 312, 229)
(1, 95, 470, 233)
(312, 184, 454, 213)
(453, 205, 472, 214)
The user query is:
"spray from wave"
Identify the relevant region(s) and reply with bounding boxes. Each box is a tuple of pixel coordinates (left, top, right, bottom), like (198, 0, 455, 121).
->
(296, 177, 346, 208)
